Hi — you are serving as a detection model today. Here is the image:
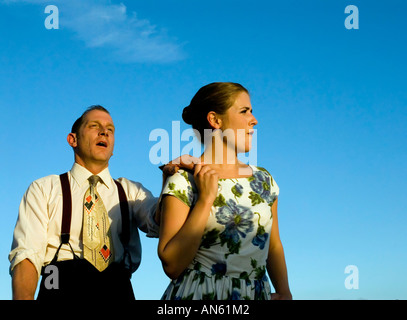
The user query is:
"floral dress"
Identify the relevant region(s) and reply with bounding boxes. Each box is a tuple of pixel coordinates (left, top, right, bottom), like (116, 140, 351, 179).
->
(160, 165, 279, 300)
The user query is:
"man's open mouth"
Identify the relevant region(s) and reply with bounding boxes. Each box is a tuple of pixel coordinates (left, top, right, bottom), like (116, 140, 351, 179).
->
(96, 141, 107, 147)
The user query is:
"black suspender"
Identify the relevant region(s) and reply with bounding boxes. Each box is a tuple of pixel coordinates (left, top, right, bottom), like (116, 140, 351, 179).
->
(59, 173, 72, 244)
(114, 180, 130, 248)
(114, 180, 132, 268)
(56, 173, 130, 264)
(50, 173, 76, 264)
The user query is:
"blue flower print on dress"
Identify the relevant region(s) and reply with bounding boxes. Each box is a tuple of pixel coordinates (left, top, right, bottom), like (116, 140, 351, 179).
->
(217, 199, 254, 240)
(254, 278, 268, 300)
(234, 183, 244, 195)
(230, 290, 241, 300)
(252, 232, 269, 250)
(251, 212, 269, 250)
(231, 182, 244, 201)
(160, 166, 278, 300)
(211, 262, 227, 280)
(249, 171, 276, 205)
(216, 199, 254, 256)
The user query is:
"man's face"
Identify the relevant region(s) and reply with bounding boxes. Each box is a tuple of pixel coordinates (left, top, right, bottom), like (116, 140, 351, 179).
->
(70, 109, 115, 171)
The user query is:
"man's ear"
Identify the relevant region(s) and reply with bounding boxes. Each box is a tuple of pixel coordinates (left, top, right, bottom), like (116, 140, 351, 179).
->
(67, 133, 78, 148)
(207, 111, 222, 129)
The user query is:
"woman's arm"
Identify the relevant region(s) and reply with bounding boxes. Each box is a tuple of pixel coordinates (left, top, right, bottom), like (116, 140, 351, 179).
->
(156, 155, 201, 225)
(158, 164, 219, 279)
(266, 198, 292, 300)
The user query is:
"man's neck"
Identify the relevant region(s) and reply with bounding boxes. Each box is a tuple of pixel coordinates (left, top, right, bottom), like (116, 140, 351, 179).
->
(74, 159, 109, 175)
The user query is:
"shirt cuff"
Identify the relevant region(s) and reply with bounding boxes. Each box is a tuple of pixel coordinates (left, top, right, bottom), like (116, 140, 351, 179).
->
(9, 249, 43, 278)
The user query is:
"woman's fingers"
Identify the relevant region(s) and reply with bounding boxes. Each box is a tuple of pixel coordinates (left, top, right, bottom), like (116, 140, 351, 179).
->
(193, 164, 219, 202)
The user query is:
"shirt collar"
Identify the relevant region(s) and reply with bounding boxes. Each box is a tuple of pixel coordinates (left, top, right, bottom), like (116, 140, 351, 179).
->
(70, 163, 113, 189)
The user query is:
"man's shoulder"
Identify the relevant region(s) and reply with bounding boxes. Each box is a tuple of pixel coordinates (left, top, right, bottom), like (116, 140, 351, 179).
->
(114, 176, 134, 185)
(114, 177, 146, 191)
(114, 177, 155, 199)
(31, 174, 61, 186)
(22, 174, 63, 199)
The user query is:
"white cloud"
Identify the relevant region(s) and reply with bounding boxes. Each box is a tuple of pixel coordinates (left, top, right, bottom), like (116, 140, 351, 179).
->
(2, 0, 185, 63)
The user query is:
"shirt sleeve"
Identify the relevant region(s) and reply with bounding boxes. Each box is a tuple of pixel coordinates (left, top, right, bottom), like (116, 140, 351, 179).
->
(9, 179, 50, 277)
(160, 170, 196, 207)
(117, 178, 159, 238)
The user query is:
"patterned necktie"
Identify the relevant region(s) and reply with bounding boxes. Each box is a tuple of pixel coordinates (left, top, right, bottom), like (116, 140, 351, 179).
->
(83, 175, 114, 271)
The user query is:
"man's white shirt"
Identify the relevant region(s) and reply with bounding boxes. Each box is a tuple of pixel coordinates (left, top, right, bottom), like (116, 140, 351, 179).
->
(9, 163, 159, 277)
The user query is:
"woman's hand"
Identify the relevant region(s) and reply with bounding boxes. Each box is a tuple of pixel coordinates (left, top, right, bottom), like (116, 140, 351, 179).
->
(193, 164, 219, 204)
(271, 292, 293, 300)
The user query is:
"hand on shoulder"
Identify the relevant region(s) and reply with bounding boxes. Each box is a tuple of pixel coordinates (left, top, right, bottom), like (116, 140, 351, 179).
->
(193, 163, 219, 204)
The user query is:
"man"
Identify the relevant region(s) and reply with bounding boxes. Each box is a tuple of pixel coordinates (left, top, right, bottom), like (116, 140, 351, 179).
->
(9, 105, 162, 300)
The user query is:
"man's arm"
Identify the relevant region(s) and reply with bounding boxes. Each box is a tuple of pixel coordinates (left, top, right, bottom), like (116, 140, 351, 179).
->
(12, 259, 38, 300)
(9, 178, 51, 299)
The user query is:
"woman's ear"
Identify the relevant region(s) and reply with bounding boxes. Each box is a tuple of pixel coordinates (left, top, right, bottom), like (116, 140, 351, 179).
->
(207, 111, 222, 129)
(67, 133, 78, 148)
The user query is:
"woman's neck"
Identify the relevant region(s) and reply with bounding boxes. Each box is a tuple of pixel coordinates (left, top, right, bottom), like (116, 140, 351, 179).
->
(200, 136, 252, 178)
(201, 139, 237, 166)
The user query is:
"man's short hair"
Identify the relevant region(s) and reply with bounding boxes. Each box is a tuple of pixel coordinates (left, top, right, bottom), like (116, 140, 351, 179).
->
(71, 105, 110, 134)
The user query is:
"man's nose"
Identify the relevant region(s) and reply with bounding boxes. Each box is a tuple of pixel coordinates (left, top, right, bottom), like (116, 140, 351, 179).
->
(99, 127, 109, 136)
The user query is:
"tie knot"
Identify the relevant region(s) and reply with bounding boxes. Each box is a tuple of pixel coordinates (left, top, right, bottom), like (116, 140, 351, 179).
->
(88, 175, 101, 187)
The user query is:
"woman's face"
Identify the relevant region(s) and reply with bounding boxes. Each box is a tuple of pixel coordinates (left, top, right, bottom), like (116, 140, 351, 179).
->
(219, 91, 258, 153)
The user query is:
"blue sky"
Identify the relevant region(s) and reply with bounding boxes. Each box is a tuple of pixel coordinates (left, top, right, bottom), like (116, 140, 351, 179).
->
(0, 0, 406, 299)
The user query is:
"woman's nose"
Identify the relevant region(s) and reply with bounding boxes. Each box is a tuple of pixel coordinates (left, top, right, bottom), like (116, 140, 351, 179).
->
(250, 114, 258, 126)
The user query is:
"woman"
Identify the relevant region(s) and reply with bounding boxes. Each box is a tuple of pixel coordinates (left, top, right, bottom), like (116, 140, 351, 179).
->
(158, 82, 292, 300)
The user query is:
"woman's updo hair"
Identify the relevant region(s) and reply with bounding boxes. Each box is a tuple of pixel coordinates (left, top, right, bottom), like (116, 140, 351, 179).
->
(182, 82, 249, 143)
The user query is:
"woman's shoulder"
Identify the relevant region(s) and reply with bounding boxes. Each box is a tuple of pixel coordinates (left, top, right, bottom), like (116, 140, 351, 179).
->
(250, 165, 278, 187)
(249, 165, 280, 199)
(167, 169, 194, 183)
(250, 165, 273, 177)
(162, 169, 197, 207)
(164, 169, 197, 191)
